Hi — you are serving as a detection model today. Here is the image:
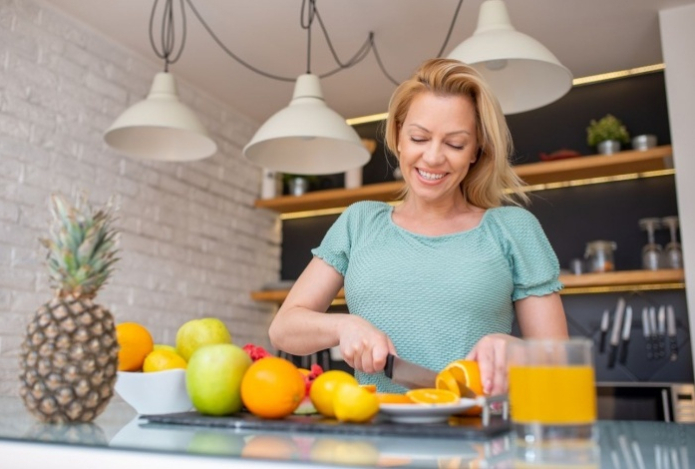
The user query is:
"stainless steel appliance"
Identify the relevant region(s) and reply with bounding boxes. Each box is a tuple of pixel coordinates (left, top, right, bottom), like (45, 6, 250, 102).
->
(597, 382, 695, 423)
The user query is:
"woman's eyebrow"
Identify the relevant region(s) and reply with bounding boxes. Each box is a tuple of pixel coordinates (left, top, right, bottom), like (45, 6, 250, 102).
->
(407, 123, 471, 136)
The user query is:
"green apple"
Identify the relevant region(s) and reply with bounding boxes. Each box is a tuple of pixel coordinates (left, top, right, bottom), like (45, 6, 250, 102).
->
(176, 318, 232, 362)
(186, 343, 251, 416)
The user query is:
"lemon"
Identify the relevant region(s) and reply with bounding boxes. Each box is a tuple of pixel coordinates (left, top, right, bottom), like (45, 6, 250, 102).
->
(153, 344, 178, 354)
(333, 383, 379, 423)
(309, 370, 358, 418)
(143, 349, 187, 372)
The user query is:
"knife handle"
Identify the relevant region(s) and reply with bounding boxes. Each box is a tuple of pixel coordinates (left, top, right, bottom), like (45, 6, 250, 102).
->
(608, 345, 618, 368)
(619, 340, 629, 365)
(669, 337, 679, 362)
(599, 331, 607, 354)
(384, 353, 395, 379)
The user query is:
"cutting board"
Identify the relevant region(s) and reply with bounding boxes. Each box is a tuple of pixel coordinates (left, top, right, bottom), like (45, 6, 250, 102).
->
(142, 411, 511, 439)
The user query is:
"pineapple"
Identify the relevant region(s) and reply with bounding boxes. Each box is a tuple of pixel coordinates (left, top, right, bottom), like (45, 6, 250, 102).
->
(19, 193, 120, 423)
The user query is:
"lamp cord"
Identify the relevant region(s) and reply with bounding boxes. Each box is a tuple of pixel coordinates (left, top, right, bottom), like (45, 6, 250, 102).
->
(149, 0, 187, 72)
(179, 0, 464, 86)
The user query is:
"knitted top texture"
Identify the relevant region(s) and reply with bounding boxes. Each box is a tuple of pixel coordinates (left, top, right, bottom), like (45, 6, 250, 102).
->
(311, 201, 563, 392)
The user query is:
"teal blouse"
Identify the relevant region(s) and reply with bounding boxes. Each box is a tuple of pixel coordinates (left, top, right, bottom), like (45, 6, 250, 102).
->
(311, 201, 563, 392)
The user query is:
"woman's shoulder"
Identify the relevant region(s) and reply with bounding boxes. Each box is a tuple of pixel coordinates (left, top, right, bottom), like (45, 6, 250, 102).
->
(486, 205, 539, 224)
(343, 200, 392, 218)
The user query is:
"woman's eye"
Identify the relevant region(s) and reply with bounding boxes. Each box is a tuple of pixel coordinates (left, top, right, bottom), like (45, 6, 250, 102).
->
(410, 137, 426, 143)
(447, 143, 464, 150)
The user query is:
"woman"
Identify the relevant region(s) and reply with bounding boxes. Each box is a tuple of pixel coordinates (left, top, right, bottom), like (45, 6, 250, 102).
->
(269, 58, 568, 395)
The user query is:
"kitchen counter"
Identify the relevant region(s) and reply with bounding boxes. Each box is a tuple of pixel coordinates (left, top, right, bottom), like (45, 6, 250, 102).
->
(0, 396, 692, 468)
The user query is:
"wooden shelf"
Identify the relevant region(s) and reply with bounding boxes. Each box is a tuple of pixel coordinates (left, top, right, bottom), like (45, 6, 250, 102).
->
(251, 269, 685, 304)
(254, 146, 673, 214)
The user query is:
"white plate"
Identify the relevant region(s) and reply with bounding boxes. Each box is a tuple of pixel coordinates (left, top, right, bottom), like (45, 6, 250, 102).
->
(379, 398, 478, 424)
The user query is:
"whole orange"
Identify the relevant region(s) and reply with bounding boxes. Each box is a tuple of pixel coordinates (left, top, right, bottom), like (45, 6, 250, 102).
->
(241, 357, 306, 419)
(116, 322, 154, 371)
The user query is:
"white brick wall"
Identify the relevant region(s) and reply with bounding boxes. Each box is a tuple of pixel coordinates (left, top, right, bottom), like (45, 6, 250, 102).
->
(0, 0, 281, 397)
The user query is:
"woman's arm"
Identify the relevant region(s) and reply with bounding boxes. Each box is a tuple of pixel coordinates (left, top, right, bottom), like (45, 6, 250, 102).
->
(467, 292, 568, 395)
(268, 257, 396, 373)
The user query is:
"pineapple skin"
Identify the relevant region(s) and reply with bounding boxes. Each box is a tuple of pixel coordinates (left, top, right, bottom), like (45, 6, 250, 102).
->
(19, 295, 119, 423)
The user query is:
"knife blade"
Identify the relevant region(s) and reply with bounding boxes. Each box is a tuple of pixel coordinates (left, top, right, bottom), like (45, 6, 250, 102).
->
(607, 298, 625, 368)
(667, 305, 678, 361)
(657, 306, 666, 360)
(599, 309, 610, 354)
(649, 306, 659, 360)
(384, 354, 438, 391)
(642, 307, 653, 360)
(619, 306, 632, 365)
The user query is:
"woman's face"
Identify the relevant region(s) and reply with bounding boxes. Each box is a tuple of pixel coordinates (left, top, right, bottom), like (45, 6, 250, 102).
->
(397, 91, 478, 205)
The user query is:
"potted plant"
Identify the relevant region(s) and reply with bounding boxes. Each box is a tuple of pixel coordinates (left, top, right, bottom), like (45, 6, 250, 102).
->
(282, 173, 319, 196)
(586, 114, 630, 155)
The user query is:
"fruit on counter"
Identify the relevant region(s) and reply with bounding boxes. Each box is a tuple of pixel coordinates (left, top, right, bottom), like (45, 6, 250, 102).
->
(142, 348, 187, 372)
(242, 343, 272, 361)
(332, 383, 380, 423)
(359, 384, 377, 393)
(18, 193, 120, 423)
(186, 343, 251, 416)
(176, 318, 232, 362)
(116, 322, 155, 371)
(435, 359, 483, 415)
(187, 431, 245, 456)
(153, 344, 178, 354)
(405, 388, 459, 404)
(375, 393, 414, 404)
(298, 364, 324, 395)
(309, 370, 358, 418)
(241, 357, 306, 419)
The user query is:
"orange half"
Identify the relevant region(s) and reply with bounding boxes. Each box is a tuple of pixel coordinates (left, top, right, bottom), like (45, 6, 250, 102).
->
(405, 388, 459, 405)
(375, 393, 414, 405)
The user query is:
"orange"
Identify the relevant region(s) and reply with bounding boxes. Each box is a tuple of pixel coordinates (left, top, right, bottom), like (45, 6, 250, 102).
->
(116, 322, 154, 371)
(359, 384, 377, 393)
(309, 370, 358, 418)
(241, 435, 299, 460)
(406, 388, 459, 405)
(375, 393, 414, 405)
(241, 357, 306, 419)
(143, 349, 187, 372)
(436, 359, 484, 416)
(333, 383, 380, 423)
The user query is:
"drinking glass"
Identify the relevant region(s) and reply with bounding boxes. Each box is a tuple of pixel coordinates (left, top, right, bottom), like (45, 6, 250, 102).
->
(662, 216, 683, 269)
(508, 338, 597, 446)
(639, 218, 662, 270)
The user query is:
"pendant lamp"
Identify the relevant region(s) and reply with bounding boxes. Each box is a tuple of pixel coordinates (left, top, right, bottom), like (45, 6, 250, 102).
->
(243, 74, 370, 175)
(447, 0, 572, 115)
(104, 72, 217, 161)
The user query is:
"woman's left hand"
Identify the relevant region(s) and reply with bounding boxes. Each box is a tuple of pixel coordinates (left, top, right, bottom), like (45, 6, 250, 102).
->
(466, 333, 521, 396)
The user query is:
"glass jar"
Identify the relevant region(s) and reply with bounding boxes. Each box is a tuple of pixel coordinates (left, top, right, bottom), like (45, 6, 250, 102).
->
(584, 241, 617, 273)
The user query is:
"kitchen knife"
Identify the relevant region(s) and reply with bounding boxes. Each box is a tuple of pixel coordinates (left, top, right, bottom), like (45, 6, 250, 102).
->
(384, 354, 438, 391)
(657, 306, 666, 360)
(619, 306, 632, 365)
(667, 305, 678, 362)
(607, 297, 626, 368)
(599, 309, 610, 354)
(642, 307, 653, 360)
(649, 306, 659, 360)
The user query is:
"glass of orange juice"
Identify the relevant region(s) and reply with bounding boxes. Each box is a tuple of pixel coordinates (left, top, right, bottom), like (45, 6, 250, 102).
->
(508, 338, 597, 446)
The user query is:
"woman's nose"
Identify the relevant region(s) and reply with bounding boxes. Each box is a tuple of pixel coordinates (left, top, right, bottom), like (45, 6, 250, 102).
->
(422, 141, 446, 166)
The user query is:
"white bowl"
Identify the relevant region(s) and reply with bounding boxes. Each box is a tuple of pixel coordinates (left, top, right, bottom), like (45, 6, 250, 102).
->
(114, 369, 193, 415)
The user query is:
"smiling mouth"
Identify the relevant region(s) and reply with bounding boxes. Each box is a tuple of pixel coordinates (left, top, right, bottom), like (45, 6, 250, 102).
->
(417, 168, 446, 181)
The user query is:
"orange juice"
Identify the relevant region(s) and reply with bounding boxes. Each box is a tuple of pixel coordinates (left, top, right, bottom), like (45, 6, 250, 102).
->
(509, 365, 596, 425)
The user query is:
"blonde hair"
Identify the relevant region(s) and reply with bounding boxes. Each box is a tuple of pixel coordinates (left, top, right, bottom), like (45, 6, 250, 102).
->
(384, 58, 528, 207)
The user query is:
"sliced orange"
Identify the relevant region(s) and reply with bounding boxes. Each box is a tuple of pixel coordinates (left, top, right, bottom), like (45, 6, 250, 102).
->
(405, 388, 459, 405)
(436, 359, 483, 416)
(375, 393, 414, 405)
(359, 384, 377, 393)
(442, 360, 484, 396)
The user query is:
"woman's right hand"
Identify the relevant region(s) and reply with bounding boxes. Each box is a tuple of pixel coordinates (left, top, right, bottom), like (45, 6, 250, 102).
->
(338, 315, 397, 374)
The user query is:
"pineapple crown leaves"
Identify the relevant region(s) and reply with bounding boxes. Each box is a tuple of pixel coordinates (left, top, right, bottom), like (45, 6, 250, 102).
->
(40, 193, 120, 298)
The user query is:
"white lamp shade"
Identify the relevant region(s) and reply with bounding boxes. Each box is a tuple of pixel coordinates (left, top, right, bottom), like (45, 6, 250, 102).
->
(243, 74, 370, 175)
(447, 0, 573, 115)
(104, 72, 217, 161)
